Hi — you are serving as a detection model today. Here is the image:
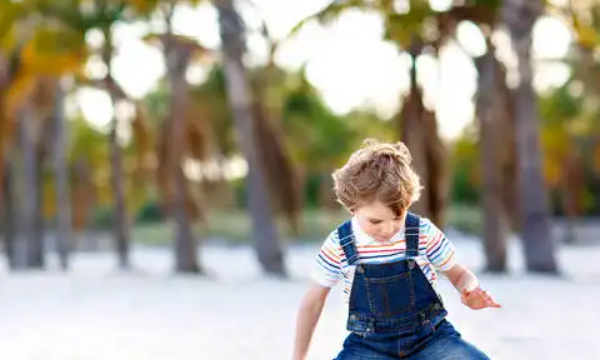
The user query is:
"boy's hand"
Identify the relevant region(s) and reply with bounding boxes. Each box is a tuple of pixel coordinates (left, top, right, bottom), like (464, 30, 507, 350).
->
(461, 287, 501, 310)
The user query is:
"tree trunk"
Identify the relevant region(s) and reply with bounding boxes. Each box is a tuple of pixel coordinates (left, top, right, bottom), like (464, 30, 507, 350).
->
(503, 0, 558, 273)
(474, 47, 508, 273)
(560, 151, 584, 244)
(401, 38, 430, 218)
(164, 8, 202, 274)
(14, 109, 39, 269)
(422, 110, 446, 228)
(52, 81, 71, 269)
(252, 80, 302, 236)
(216, 0, 286, 276)
(2, 158, 16, 269)
(108, 116, 130, 270)
(103, 27, 130, 270)
(32, 119, 48, 269)
(172, 164, 200, 273)
(319, 171, 337, 211)
(167, 70, 201, 274)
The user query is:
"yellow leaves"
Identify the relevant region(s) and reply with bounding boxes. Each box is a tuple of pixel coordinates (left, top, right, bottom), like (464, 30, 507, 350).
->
(287, 0, 369, 39)
(119, 0, 160, 14)
(571, 13, 599, 49)
(3, 72, 36, 120)
(0, 2, 24, 43)
(541, 124, 573, 187)
(543, 154, 562, 188)
(21, 27, 86, 75)
(119, 0, 207, 15)
(551, 0, 600, 49)
(43, 179, 57, 219)
(1, 24, 85, 117)
(385, 1, 433, 48)
(541, 124, 570, 157)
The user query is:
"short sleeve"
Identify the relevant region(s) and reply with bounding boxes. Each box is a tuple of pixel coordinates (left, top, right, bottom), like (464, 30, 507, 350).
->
(422, 218, 457, 272)
(310, 230, 343, 288)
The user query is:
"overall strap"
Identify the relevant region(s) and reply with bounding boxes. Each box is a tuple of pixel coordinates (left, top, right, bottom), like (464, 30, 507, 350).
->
(337, 221, 359, 266)
(404, 212, 421, 258)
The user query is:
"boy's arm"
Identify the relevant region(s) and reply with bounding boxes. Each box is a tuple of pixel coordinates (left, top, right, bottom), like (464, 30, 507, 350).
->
(443, 263, 501, 310)
(293, 284, 331, 360)
(421, 218, 499, 310)
(443, 263, 479, 293)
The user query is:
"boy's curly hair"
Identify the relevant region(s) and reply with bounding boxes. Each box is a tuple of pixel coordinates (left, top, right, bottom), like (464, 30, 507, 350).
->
(332, 139, 422, 216)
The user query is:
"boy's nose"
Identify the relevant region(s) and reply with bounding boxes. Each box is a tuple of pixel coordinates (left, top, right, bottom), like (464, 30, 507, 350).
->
(381, 223, 395, 236)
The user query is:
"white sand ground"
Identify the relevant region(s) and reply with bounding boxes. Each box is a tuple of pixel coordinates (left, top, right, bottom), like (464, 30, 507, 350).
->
(1, 235, 599, 360)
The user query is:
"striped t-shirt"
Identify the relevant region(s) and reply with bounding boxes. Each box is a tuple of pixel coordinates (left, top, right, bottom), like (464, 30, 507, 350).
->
(311, 216, 456, 304)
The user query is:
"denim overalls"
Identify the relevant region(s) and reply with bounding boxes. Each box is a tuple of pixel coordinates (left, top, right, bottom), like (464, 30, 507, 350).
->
(334, 212, 490, 360)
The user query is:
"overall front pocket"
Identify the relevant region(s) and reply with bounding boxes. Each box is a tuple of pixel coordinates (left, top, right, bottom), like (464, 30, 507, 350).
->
(364, 272, 415, 316)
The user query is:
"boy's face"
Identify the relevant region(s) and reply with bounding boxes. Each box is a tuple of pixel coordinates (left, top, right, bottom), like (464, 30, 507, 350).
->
(352, 201, 405, 243)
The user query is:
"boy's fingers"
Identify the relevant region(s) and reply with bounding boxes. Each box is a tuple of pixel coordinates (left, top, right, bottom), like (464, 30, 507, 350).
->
(486, 296, 501, 308)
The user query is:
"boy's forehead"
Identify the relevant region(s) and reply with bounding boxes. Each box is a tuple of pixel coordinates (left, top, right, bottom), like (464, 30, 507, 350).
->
(355, 201, 398, 218)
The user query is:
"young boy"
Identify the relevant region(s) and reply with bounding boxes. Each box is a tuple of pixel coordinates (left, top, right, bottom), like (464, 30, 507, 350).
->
(293, 139, 500, 360)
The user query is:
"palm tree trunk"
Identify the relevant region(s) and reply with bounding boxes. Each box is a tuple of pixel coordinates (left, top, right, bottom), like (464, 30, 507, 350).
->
(162, 5, 202, 274)
(17, 109, 40, 269)
(319, 171, 337, 211)
(2, 158, 16, 269)
(401, 38, 430, 218)
(32, 120, 48, 269)
(503, 0, 558, 273)
(103, 27, 130, 270)
(108, 115, 130, 270)
(52, 81, 71, 269)
(560, 151, 584, 244)
(215, 0, 286, 276)
(422, 110, 446, 228)
(168, 70, 201, 274)
(474, 47, 508, 272)
(251, 81, 302, 235)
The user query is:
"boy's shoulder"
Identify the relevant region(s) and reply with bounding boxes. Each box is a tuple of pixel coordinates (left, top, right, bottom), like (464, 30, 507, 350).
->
(410, 214, 447, 239)
(407, 212, 435, 227)
(322, 219, 353, 246)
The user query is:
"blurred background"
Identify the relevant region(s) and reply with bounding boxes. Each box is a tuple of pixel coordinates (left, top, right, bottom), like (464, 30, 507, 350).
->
(0, 0, 599, 359)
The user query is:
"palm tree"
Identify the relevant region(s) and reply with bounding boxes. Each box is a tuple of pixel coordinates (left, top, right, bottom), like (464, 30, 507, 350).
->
(502, 0, 559, 273)
(0, 1, 83, 270)
(250, 19, 303, 235)
(215, 0, 286, 276)
(101, 24, 132, 270)
(289, 1, 484, 228)
(159, 3, 206, 273)
(474, 41, 510, 272)
(36, 0, 134, 270)
(51, 80, 72, 269)
(399, 36, 431, 219)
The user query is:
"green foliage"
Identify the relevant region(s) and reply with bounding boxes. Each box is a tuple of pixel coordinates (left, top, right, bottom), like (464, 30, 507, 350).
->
(448, 127, 480, 205)
(135, 198, 165, 223)
(282, 79, 357, 170)
(190, 66, 237, 156)
(539, 82, 582, 127)
(385, 1, 433, 47)
(90, 205, 114, 230)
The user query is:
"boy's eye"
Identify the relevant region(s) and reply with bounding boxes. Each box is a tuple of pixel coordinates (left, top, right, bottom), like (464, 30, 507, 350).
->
(369, 220, 382, 225)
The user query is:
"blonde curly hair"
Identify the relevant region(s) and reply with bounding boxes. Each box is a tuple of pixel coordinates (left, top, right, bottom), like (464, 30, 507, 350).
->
(332, 139, 422, 216)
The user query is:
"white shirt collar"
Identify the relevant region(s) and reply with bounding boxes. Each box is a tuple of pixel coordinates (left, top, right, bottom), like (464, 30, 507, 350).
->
(350, 216, 405, 245)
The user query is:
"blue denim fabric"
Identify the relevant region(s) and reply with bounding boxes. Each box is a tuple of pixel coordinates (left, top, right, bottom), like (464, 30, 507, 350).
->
(333, 212, 490, 360)
(335, 320, 490, 360)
